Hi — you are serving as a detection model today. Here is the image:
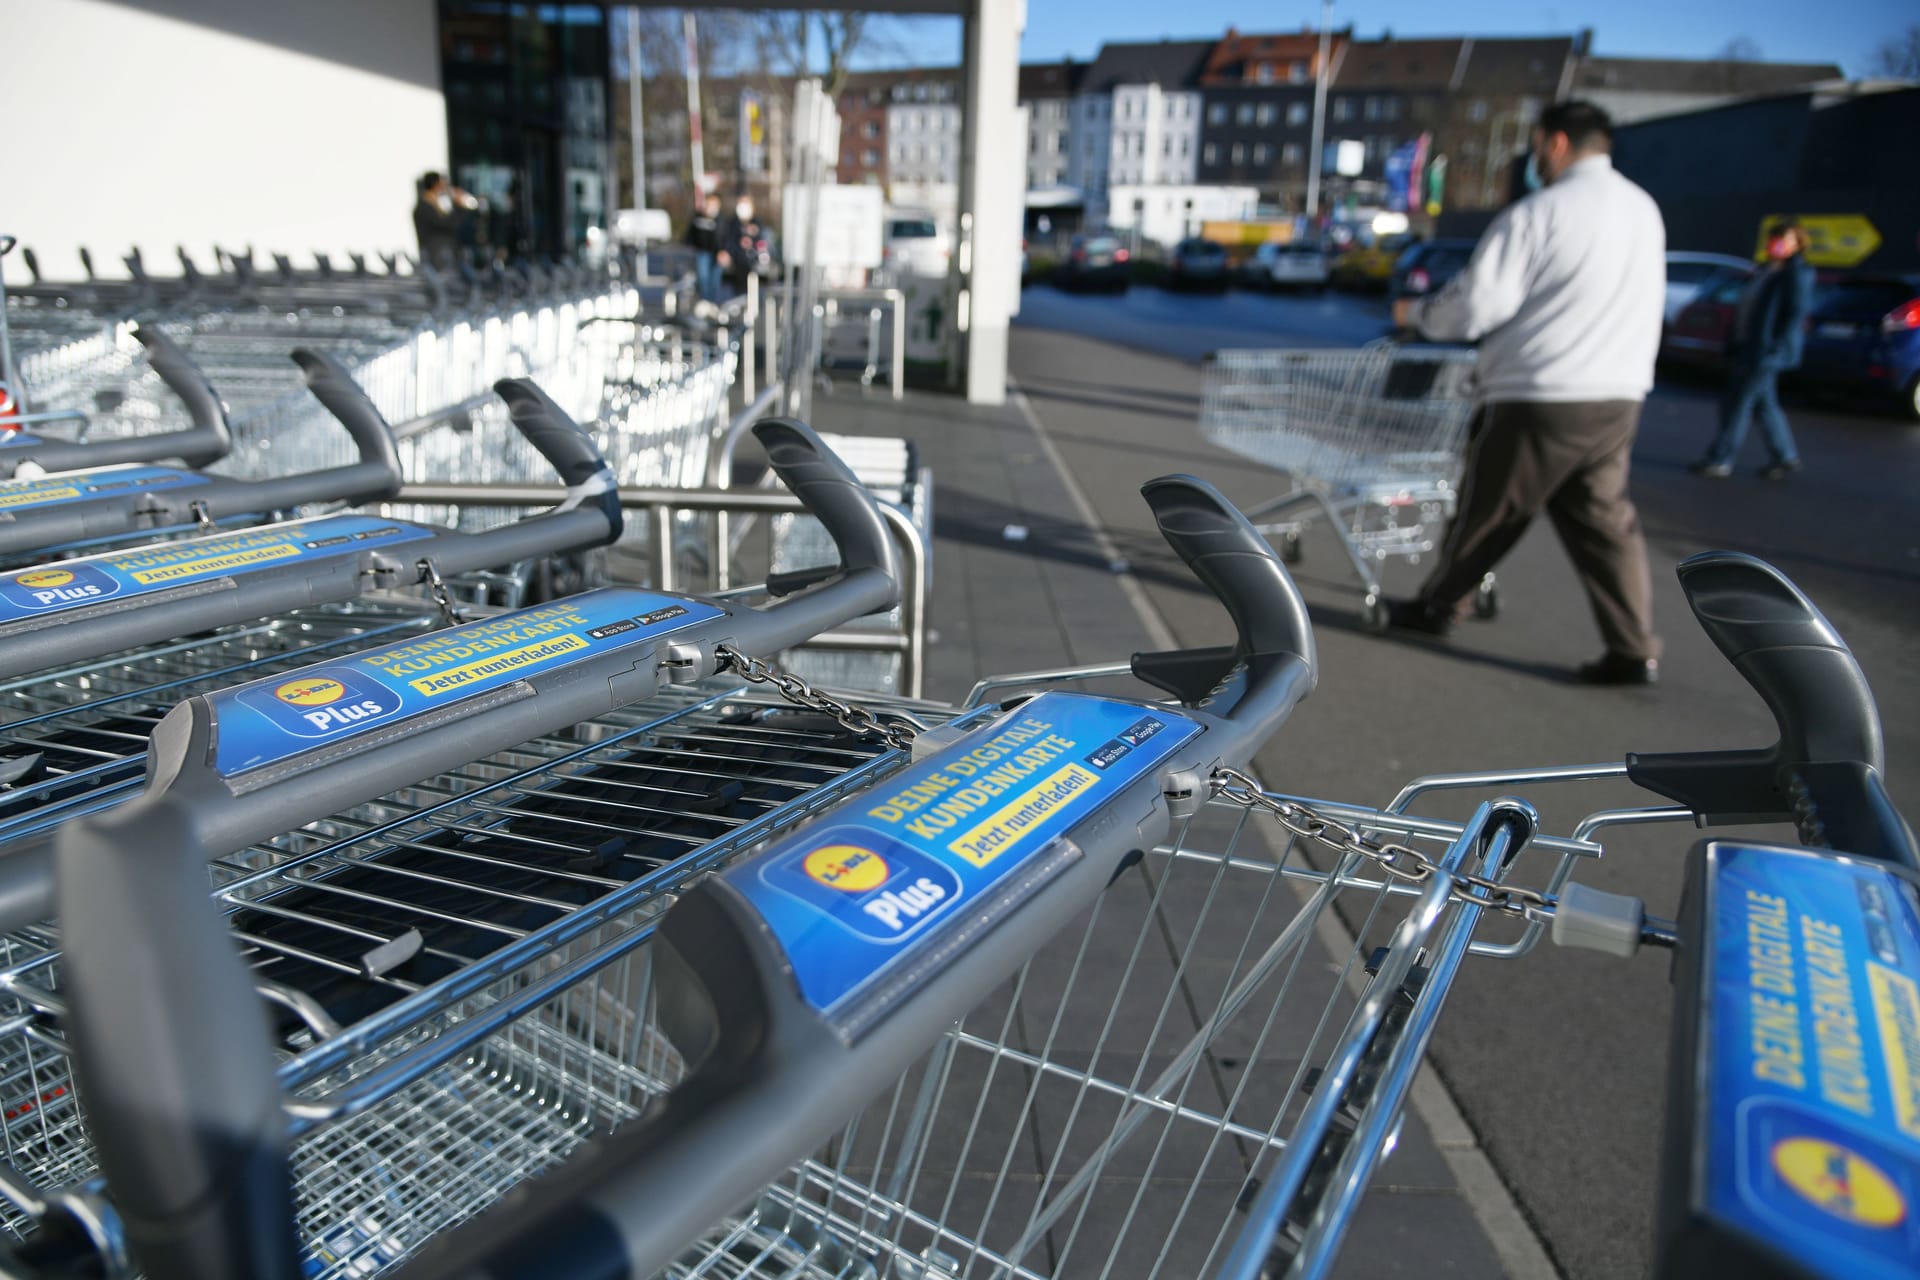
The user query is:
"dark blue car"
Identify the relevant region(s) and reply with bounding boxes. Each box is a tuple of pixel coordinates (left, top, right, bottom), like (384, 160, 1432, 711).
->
(1796, 274, 1920, 419)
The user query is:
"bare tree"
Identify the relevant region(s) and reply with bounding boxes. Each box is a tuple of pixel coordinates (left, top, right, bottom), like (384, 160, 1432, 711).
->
(754, 13, 891, 97)
(1716, 37, 1764, 62)
(1869, 25, 1920, 79)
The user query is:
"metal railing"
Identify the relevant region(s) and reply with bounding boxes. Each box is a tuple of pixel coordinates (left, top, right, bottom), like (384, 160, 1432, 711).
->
(388, 478, 929, 699)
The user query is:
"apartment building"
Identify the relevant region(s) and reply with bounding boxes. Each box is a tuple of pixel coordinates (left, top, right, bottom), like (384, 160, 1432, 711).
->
(1194, 28, 1351, 208)
(1020, 60, 1084, 190)
(1066, 40, 1213, 204)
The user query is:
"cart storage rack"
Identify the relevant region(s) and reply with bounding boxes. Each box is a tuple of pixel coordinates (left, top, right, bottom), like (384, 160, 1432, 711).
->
(0, 419, 907, 1274)
(0, 346, 404, 564)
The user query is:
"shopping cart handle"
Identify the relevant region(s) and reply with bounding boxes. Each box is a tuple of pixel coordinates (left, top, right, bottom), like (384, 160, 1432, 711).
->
(58, 796, 302, 1280)
(1627, 551, 1916, 865)
(0, 328, 231, 476)
(287, 349, 405, 483)
(1131, 474, 1317, 753)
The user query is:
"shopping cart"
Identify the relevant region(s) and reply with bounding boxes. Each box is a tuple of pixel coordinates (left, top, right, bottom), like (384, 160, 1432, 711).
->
(122, 544, 1900, 1280)
(0, 375, 620, 683)
(0, 420, 909, 1272)
(0, 345, 405, 564)
(1200, 343, 1487, 629)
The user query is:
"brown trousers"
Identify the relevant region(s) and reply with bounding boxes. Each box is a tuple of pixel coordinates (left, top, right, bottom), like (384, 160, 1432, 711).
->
(1418, 399, 1661, 661)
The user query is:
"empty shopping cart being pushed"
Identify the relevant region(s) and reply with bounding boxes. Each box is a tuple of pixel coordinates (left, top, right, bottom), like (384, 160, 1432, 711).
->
(1201, 341, 1489, 630)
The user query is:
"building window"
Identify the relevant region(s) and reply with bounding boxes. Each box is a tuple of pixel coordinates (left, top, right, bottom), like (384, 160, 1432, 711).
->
(1333, 97, 1353, 122)
(1203, 142, 1218, 165)
(1253, 143, 1271, 164)
(862, 148, 878, 166)
(1235, 103, 1254, 125)
(1255, 63, 1275, 84)
(863, 120, 879, 138)
(1208, 102, 1227, 125)
(892, 84, 908, 102)
(1231, 142, 1245, 164)
(1287, 102, 1308, 126)
(1052, 130, 1064, 152)
(914, 82, 928, 101)
(1364, 96, 1381, 121)
(1256, 103, 1275, 126)
(1468, 99, 1488, 121)
(1282, 142, 1302, 166)
(1290, 59, 1308, 83)
(1382, 98, 1401, 121)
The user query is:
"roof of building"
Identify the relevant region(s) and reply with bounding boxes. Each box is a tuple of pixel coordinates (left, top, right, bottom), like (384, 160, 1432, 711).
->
(1081, 39, 1217, 92)
(1576, 56, 1845, 96)
(1330, 35, 1580, 93)
(1199, 28, 1346, 86)
(1019, 59, 1087, 98)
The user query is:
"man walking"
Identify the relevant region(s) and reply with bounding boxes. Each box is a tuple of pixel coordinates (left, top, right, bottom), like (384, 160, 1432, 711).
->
(1692, 219, 1816, 479)
(413, 171, 476, 273)
(1389, 100, 1667, 685)
(684, 192, 722, 302)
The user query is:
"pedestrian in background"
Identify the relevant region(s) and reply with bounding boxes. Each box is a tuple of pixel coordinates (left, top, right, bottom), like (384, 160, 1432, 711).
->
(716, 192, 761, 299)
(684, 192, 722, 301)
(412, 171, 477, 273)
(1389, 100, 1668, 686)
(1691, 219, 1816, 480)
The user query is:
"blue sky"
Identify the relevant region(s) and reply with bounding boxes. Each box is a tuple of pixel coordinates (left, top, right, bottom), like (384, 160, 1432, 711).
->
(871, 1, 1911, 77)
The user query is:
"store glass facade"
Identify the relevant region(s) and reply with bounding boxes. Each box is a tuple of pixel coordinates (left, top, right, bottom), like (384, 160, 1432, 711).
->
(439, 2, 612, 260)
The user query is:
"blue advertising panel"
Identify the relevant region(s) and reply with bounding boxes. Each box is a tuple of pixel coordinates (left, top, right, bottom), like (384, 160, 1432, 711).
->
(1703, 843, 1920, 1279)
(208, 587, 726, 776)
(0, 465, 210, 514)
(727, 692, 1205, 1013)
(0, 514, 434, 624)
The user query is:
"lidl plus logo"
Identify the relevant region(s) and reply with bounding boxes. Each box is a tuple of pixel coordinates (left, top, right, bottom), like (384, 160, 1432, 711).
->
(764, 827, 961, 943)
(233, 667, 403, 740)
(0, 563, 122, 610)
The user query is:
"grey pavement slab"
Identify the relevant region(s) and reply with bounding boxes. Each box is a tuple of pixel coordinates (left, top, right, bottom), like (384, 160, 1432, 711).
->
(809, 379, 1521, 1277)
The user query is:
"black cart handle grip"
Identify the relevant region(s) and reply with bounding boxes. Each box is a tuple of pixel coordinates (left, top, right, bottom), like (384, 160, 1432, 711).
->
(491, 377, 611, 490)
(288, 349, 405, 478)
(1628, 551, 1915, 864)
(133, 327, 231, 468)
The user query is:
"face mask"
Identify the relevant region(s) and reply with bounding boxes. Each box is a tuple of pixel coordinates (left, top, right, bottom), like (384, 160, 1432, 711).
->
(1768, 236, 1795, 260)
(1523, 153, 1544, 193)
(736, 205, 752, 220)
(436, 193, 454, 213)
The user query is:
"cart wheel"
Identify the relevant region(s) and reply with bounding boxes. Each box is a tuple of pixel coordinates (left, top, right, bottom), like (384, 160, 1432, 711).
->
(1362, 594, 1389, 633)
(1474, 579, 1500, 619)
(1280, 532, 1303, 565)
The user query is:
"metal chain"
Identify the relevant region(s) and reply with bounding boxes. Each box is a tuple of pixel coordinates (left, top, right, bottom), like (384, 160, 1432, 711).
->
(714, 643, 919, 752)
(417, 558, 463, 627)
(1209, 765, 1554, 923)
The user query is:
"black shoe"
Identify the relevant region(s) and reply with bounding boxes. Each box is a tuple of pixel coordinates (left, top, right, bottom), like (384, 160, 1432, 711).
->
(1385, 597, 1453, 637)
(1577, 653, 1659, 686)
(1760, 460, 1802, 480)
(1688, 460, 1733, 478)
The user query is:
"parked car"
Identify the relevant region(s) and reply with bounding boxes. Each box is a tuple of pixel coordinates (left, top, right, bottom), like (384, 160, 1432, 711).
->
(1659, 266, 1754, 370)
(1663, 251, 1755, 324)
(1054, 234, 1131, 292)
(1795, 274, 1920, 419)
(1389, 239, 1478, 302)
(1328, 234, 1413, 292)
(883, 212, 951, 278)
(1245, 241, 1330, 292)
(1166, 238, 1229, 291)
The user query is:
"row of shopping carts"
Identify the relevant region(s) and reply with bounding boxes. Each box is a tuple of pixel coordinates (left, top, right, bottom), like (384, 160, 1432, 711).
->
(0, 243, 1910, 1280)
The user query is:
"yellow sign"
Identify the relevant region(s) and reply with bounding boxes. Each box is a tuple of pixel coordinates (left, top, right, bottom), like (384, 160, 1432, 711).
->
(1869, 961, 1920, 1141)
(1772, 1137, 1907, 1228)
(1201, 220, 1293, 248)
(1757, 214, 1882, 268)
(947, 762, 1098, 868)
(406, 633, 587, 696)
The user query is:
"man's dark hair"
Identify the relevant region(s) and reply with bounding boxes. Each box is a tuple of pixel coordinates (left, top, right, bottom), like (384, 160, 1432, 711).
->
(1537, 100, 1614, 151)
(419, 171, 443, 195)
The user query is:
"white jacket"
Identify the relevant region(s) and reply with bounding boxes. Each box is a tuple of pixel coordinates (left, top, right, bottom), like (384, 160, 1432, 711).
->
(1410, 155, 1667, 404)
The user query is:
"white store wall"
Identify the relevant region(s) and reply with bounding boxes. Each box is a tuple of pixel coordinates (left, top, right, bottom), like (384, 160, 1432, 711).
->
(4, 0, 447, 280)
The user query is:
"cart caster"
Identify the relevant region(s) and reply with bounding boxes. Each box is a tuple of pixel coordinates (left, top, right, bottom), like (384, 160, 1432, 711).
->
(1474, 578, 1499, 619)
(1279, 532, 1303, 565)
(1362, 593, 1389, 633)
